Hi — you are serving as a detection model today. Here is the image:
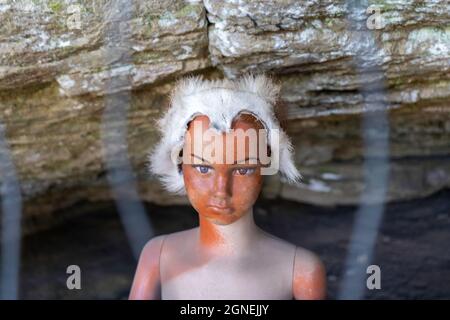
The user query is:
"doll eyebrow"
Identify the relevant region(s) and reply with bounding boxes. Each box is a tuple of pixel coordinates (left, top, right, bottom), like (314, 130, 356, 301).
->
(235, 157, 259, 164)
(190, 153, 259, 164)
(190, 153, 211, 164)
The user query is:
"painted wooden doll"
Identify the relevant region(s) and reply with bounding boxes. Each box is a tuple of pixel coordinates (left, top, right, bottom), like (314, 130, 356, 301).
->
(129, 74, 326, 299)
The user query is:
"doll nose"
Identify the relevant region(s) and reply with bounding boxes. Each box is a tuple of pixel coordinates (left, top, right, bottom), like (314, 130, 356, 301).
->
(213, 172, 232, 198)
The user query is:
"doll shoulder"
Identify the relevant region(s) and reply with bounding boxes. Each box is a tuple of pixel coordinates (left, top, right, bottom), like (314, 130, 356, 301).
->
(135, 229, 194, 270)
(141, 228, 195, 255)
(292, 246, 327, 299)
(138, 229, 193, 262)
(140, 234, 167, 260)
(129, 234, 167, 299)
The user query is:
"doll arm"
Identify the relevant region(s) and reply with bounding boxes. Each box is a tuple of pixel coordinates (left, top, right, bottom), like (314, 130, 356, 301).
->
(292, 246, 327, 300)
(129, 235, 166, 300)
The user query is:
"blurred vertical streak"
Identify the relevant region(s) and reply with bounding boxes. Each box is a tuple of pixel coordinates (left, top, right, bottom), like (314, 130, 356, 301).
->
(101, 0, 153, 259)
(338, 0, 390, 299)
(0, 123, 22, 299)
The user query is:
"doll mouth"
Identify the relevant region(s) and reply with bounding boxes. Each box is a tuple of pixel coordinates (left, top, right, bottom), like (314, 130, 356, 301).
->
(208, 205, 234, 213)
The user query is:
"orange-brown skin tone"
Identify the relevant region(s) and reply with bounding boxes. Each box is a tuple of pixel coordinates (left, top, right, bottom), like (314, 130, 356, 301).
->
(182, 115, 264, 248)
(129, 115, 326, 300)
(128, 235, 164, 300)
(293, 247, 327, 299)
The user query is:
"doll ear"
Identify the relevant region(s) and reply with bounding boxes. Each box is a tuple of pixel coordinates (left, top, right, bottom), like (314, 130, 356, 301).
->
(177, 149, 183, 173)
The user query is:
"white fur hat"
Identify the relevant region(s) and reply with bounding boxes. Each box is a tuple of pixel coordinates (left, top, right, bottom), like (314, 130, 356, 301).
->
(148, 73, 301, 194)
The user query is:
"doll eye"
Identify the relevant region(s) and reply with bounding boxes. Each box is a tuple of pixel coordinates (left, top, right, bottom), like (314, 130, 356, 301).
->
(234, 167, 256, 176)
(194, 165, 211, 174)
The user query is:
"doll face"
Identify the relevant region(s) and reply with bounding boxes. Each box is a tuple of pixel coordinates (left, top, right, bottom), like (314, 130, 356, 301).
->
(182, 115, 266, 225)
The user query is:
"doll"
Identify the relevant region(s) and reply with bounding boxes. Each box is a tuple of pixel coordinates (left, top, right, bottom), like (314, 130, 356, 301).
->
(129, 74, 326, 300)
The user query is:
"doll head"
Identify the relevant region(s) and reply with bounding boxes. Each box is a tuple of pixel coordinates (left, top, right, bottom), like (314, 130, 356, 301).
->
(181, 113, 267, 225)
(148, 73, 301, 203)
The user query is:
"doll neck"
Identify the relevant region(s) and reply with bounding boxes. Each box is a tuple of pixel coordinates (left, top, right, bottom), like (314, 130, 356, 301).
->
(198, 208, 259, 255)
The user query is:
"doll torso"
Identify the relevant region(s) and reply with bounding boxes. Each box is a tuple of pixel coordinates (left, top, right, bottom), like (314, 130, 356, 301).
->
(159, 228, 297, 300)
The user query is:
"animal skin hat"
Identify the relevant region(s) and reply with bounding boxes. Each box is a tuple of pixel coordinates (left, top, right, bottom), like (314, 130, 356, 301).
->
(148, 73, 302, 194)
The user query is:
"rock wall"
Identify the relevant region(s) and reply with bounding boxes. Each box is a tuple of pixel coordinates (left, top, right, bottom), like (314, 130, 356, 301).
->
(0, 0, 449, 232)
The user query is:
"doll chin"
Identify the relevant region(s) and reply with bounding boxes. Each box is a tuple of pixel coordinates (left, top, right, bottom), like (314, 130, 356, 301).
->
(202, 210, 242, 225)
(208, 217, 240, 226)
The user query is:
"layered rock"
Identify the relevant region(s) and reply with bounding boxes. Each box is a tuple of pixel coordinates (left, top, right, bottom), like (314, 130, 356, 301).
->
(0, 0, 209, 94)
(205, 0, 450, 205)
(0, 0, 449, 232)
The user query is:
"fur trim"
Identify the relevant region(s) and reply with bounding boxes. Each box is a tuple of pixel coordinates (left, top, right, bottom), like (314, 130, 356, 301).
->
(148, 73, 302, 194)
